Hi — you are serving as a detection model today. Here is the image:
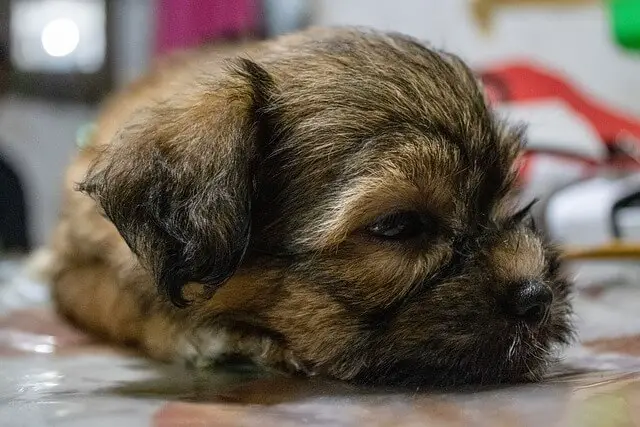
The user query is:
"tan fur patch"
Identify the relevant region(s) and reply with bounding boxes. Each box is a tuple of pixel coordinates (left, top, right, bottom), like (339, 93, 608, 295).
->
(489, 229, 547, 283)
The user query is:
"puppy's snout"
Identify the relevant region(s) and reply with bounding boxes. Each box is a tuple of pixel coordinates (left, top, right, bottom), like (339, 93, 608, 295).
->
(503, 281, 553, 325)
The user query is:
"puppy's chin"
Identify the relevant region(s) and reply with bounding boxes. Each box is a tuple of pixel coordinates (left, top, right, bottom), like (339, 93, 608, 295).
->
(349, 313, 573, 388)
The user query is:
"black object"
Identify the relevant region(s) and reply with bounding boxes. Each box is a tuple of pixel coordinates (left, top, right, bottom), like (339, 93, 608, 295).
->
(0, 150, 30, 252)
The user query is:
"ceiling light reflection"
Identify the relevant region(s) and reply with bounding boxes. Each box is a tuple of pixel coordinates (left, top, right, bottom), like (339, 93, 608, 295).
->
(41, 18, 80, 57)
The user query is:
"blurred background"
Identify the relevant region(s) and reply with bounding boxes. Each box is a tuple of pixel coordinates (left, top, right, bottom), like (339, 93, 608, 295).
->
(1, 0, 640, 279)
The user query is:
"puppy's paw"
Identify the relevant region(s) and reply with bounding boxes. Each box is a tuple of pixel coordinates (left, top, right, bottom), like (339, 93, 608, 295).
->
(176, 328, 234, 369)
(175, 327, 312, 376)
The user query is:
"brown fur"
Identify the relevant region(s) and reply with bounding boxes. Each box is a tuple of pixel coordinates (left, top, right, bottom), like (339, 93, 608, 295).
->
(48, 27, 573, 386)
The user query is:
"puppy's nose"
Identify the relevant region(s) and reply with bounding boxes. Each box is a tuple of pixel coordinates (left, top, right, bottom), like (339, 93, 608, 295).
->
(504, 281, 553, 325)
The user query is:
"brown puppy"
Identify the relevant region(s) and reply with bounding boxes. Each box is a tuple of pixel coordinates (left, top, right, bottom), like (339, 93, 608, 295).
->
(49, 27, 573, 386)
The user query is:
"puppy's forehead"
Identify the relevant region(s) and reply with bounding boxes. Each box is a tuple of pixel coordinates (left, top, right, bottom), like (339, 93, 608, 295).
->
(268, 30, 521, 178)
(260, 30, 523, 248)
(271, 31, 491, 142)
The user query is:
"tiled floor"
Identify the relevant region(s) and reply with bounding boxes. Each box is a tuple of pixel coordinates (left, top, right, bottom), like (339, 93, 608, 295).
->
(2, 259, 640, 426)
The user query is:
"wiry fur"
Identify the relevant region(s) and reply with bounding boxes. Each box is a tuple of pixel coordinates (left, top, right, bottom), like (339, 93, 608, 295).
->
(49, 27, 573, 386)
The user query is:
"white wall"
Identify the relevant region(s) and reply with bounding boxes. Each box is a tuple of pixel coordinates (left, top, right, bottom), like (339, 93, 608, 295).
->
(313, 0, 640, 116)
(111, 0, 155, 87)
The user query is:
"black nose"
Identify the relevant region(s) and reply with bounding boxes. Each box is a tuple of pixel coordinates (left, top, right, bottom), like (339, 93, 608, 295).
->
(504, 281, 553, 325)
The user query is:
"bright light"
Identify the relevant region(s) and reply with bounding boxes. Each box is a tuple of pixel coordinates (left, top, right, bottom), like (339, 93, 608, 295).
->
(41, 18, 80, 57)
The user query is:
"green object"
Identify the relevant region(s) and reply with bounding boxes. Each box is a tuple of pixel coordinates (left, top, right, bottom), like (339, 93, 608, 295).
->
(76, 123, 96, 149)
(609, 0, 640, 51)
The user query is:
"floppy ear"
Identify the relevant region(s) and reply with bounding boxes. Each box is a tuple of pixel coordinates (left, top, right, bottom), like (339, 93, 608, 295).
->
(79, 59, 274, 307)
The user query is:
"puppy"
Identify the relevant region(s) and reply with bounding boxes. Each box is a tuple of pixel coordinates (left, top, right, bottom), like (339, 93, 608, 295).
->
(49, 27, 573, 386)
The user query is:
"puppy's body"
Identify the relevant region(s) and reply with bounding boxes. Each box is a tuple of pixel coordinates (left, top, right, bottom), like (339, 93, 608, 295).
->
(50, 27, 572, 386)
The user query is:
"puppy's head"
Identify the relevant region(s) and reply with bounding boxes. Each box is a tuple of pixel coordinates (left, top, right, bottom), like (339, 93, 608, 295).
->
(81, 28, 573, 386)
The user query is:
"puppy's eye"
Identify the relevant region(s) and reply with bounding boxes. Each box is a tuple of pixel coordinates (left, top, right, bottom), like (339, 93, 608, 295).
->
(366, 211, 425, 240)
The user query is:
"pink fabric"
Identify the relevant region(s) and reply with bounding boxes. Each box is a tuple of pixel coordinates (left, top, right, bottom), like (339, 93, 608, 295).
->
(155, 0, 261, 55)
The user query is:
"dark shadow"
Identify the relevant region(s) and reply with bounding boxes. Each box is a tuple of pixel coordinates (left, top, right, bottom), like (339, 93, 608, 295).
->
(96, 359, 600, 405)
(96, 361, 380, 405)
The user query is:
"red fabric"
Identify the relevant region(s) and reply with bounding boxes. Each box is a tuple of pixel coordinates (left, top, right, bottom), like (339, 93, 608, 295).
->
(155, 0, 261, 55)
(481, 63, 640, 145)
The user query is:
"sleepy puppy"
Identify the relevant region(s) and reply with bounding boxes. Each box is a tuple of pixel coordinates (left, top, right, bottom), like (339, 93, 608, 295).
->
(49, 27, 573, 386)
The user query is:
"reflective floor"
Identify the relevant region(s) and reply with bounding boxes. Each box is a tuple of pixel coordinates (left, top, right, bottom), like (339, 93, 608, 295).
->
(2, 259, 640, 426)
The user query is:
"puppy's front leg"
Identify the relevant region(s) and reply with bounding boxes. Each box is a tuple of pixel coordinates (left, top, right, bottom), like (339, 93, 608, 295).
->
(52, 262, 305, 374)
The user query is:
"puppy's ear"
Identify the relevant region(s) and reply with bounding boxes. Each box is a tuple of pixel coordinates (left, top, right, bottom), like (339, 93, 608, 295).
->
(79, 59, 274, 307)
